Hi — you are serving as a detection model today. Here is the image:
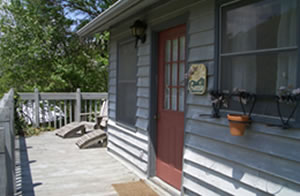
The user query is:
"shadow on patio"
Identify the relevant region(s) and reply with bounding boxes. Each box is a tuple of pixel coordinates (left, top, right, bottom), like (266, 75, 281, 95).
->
(15, 136, 40, 196)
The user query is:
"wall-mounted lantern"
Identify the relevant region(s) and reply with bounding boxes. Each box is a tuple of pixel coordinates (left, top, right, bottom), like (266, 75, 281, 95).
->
(130, 20, 147, 48)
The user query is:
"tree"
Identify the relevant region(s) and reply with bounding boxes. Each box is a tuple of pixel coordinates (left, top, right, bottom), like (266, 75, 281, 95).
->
(0, 0, 113, 96)
(64, 0, 117, 19)
(63, 0, 117, 31)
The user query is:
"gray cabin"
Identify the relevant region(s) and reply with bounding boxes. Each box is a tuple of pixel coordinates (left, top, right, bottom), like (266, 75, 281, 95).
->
(78, 0, 300, 195)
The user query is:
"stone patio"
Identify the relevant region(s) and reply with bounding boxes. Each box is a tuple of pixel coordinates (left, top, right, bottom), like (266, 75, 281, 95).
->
(15, 131, 140, 196)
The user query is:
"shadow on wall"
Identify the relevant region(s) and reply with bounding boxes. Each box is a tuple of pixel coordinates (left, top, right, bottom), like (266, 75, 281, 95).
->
(15, 136, 42, 196)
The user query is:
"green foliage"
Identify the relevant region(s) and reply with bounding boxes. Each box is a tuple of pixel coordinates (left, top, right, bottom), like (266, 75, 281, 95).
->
(23, 126, 55, 137)
(0, 0, 112, 96)
(13, 93, 54, 137)
(14, 94, 28, 136)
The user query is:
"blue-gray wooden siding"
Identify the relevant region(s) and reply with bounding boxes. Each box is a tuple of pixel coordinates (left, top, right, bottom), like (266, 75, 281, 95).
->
(107, 0, 300, 195)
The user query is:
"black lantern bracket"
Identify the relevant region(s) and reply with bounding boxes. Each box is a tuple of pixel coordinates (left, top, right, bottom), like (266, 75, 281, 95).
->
(130, 20, 147, 48)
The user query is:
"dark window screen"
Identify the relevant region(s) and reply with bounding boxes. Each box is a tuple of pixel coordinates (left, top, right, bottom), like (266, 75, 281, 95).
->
(117, 40, 137, 126)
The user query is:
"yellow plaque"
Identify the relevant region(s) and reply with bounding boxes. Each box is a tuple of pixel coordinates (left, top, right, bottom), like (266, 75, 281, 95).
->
(188, 64, 207, 95)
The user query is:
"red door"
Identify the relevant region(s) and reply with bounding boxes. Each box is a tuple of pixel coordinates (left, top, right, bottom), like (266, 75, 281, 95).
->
(156, 24, 186, 190)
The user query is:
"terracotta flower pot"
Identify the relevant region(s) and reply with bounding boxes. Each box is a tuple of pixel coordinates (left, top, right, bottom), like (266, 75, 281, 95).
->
(227, 114, 250, 136)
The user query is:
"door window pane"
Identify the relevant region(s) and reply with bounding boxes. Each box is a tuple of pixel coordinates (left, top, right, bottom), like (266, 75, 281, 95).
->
(179, 63, 185, 86)
(171, 88, 177, 110)
(180, 36, 185, 60)
(164, 87, 170, 110)
(164, 63, 170, 110)
(179, 88, 184, 112)
(172, 63, 178, 86)
(222, 0, 297, 53)
(165, 64, 170, 86)
(172, 39, 178, 61)
(165, 40, 171, 62)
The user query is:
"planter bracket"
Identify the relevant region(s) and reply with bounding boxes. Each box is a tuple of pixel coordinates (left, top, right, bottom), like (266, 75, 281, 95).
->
(276, 95, 299, 129)
(238, 92, 256, 118)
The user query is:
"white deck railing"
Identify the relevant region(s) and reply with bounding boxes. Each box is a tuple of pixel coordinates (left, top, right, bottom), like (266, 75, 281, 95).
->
(0, 89, 15, 196)
(18, 88, 108, 129)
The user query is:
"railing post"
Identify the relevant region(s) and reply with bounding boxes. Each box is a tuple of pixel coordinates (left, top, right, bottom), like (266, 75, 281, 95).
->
(0, 92, 14, 196)
(75, 88, 81, 122)
(34, 88, 40, 127)
(9, 89, 15, 194)
(0, 126, 6, 196)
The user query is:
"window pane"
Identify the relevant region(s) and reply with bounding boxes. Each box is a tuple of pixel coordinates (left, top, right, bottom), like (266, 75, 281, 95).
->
(228, 95, 296, 118)
(165, 64, 170, 86)
(172, 39, 178, 61)
(222, 0, 297, 53)
(179, 88, 184, 112)
(165, 40, 171, 62)
(165, 87, 170, 110)
(221, 51, 297, 95)
(117, 83, 136, 124)
(171, 88, 177, 110)
(119, 42, 137, 80)
(165, 63, 170, 110)
(172, 63, 178, 86)
(179, 62, 185, 86)
(117, 40, 137, 126)
(180, 36, 185, 60)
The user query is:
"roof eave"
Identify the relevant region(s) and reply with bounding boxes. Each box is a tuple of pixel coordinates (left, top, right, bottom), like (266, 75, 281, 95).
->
(77, 0, 158, 37)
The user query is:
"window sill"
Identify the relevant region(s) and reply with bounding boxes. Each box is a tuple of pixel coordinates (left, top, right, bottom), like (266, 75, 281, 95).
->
(193, 111, 300, 140)
(115, 121, 137, 133)
(219, 109, 299, 128)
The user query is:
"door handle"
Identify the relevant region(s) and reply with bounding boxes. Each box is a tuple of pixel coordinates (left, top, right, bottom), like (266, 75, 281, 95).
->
(154, 114, 159, 120)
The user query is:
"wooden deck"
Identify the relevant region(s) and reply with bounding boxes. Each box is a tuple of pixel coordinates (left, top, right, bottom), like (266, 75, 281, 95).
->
(15, 132, 140, 196)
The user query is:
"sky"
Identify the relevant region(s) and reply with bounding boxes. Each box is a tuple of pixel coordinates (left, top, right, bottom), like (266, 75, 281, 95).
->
(64, 6, 90, 31)
(66, 12, 86, 31)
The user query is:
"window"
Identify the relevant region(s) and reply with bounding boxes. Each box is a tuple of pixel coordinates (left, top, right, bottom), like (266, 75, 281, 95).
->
(219, 0, 298, 117)
(164, 36, 186, 112)
(117, 40, 137, 126)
